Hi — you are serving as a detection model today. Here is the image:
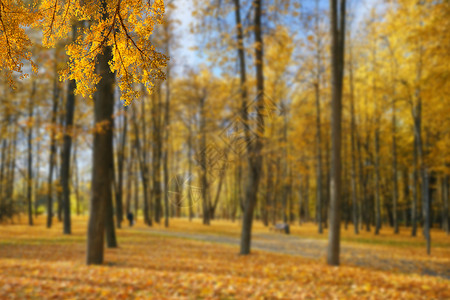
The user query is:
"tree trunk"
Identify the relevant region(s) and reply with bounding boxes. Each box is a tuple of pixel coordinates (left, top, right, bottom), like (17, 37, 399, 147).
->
(152, 88, 163, 224)
(374, 122, 381, 235)
(314, 0, 324, 235)
(134, 109, 151, 226)
(27, 82, 36, 226)
(240, 0, 265, 255)
(125, 144, 133, 216)
(6, 117, 18, 222)
(34, 115, 41, 218)
(372, 39, 381, 236)
(281, 108, 289, 227)
(57, 92, 65, 222)
(199, 96, 210, 225)
(211, 164, 226, 220)
(327, 0, 346, 266)
(411, 141, 418, 236)
(315, 81, 323, 234)
(392, 99, 399, 234)
(349, 42, 359, 234)
(47, 69, 59, 227)
(402, 167, 410, 227)
(304, 173, 310, 222)
(163, 68, 171, 227)
(442, 175, 449, 234)
(265, 162, 273, 225)
(233, 0, 249, 226)
(86, 43, 115, 265)
(188, 127, 194, 221)
(134, 148, 139, 220)
(115, 108, 127, 228)
(105, 154, 117, 248)
(62, 25, 77, 234)
(72, 143, 81, 216)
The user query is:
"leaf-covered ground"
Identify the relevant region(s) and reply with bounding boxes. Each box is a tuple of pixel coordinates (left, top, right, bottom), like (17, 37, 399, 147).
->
(0, 217, 449, 299)
(144, 219, 450, 280)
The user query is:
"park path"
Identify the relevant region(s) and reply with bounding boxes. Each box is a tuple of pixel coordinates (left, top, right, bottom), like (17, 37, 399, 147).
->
(141, 228, 450, 280)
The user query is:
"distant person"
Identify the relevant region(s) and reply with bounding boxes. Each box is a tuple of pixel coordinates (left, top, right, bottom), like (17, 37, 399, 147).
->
(127, 212, 134, 227)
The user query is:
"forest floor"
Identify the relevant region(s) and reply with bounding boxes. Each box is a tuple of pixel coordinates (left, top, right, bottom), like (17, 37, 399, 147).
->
(0, 216, 449, 299)
(143, 219, 450, 280)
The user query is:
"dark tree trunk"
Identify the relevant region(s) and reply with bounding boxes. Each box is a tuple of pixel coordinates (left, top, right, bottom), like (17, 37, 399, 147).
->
(392, 99, 399, 234)
(265, 162, 273, 226)
(442, 175, 449, 234)
(304, 173, 310, 222)
(0, 139, 6, 221)
(210, 164, 226, 220)
(134, 109, 151, 226)
(86, 43, 115, 265)
(374, 124, 381, 235)
(152, 88, 163, 224)
(115, 108, 127, 228)
(134, 148, 139, 220)
(327, 0, 346, 266)
(349, 42, 358, 234)
(47, 70, 59, 228)
(188, 127, 194, 221)
(62, 26, 77, 234)
(27, 82, 36, 226)
(403, 167, 410, 227)
(6, 118, 18, 222)
(125, 145, 133, 216)
(163, 68, 171, 228)
(411, 140, 418, 237)
(281, 110, 289, 226)
(34, 116, 41, 218)
(72, 143, 81, 216)
(315, 81, 323, 234)
(199, 96, 210, 225)
(57, 93, 65, 222)
(105, 155, 117, 248)
(314, 0, 324, 235)
(372, 41, 381, 236)
(240, 0, 265, 255)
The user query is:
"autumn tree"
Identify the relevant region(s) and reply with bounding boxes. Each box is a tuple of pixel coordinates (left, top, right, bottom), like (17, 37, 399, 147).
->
(327, 0, 346, 266)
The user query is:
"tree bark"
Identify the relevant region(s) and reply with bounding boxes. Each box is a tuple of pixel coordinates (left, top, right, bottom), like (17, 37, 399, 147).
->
(327, 0, 346, 266)
(314, 0, 324, 235)
(349, 41, 359, 234)
(188, 125, 194, 221)
(372, 38, 381, 236)
(163, 68, 171, 227)
(152, 88, 163, 224)
(86, 42, 115, 264)
(442, 175, 449, 234)
(27, 82, 36, 226)
(47, 65, 59, 228)
(392, 98, 399, 234)
(133, 106, 152, 226)
(240, 0, 265, 255)
(62, 25, 77, 234)
(199, 96, 210, 225)
(115, 108, 127, 228)
(411, 139, 418, 237)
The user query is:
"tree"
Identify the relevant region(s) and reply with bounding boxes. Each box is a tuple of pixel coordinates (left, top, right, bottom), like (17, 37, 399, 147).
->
(38, 0, 166, 264)
(327, 0, 346, 266)
(46, 48, 61, 228)
(240, 0, 265, 255)
(61, 25, 78, 235)
(27, 82, 37, 226)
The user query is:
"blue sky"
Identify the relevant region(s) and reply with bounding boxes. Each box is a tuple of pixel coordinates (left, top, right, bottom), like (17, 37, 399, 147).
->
(169, 0, 381, 74)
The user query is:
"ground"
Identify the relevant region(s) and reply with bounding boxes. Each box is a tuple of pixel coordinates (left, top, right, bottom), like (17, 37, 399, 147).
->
(0, 217, 449, 299)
